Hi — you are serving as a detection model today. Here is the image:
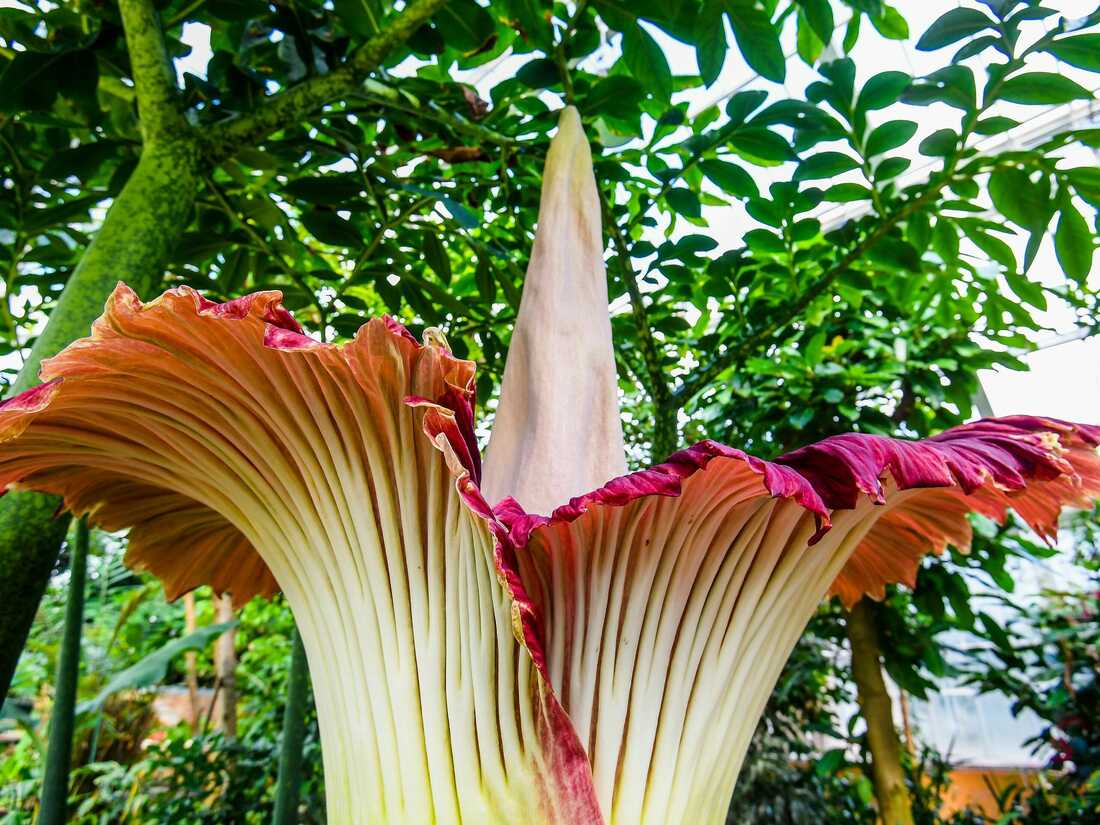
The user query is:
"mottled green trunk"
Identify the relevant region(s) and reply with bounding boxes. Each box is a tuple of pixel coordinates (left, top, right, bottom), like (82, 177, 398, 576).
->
(0, 140, 200, 703)
(273, 630, 311, 825)
(847, 599, 915, 825)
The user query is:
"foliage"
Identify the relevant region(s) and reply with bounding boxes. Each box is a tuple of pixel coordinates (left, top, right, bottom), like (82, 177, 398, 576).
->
(0, 0, 1097, 459)
(2, 0, 1100, 821)
(1, 537, 323, 823)
(960, 516, 1100, 823)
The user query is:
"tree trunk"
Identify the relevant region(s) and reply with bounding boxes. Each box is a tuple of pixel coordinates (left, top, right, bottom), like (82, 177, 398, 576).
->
(847, 598, 915, 825)
(214, 594, 238, 738)
(273, 629, 311, 825)
(0, 139, 201, 703)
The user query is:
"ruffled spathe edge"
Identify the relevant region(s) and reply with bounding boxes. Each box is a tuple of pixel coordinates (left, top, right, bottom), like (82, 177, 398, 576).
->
(4, 285, 1098, 612)
(491, 418, 1100, 608)
(412, 393, 606, 824)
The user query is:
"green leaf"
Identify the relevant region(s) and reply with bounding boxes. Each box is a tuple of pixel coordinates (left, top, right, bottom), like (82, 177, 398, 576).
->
(998, 73, 1092, 105)
(422, 232, 452, 285)
(78, 623, 237, 715)
(285, 175, 364, 203)
(22, 194, 105, 233)
(988, 167, 1050, 231)
(516, 58, 560, 89)
(1068, 167, 1100, 203)
(700, 159, 758, 198)
(728, 128, 794, 163)
(870, 5, 908, 40)
(794, 151, 859, 181)
(666, 187, 702, 218)
(333, 0, 383, 36)
(506, 0, 553, 50)
(218, 248, 252, 294)
(903, 66, 976, 111)
(1045, 34, 1100, 72)
(745, 197, 784, 227)
(207, 0, 269, 20)
(814, 748, 844, 783)
(725, 1, 785, 82)
(916, 8, 994, 51)
(790, 218, 820, 241)
(867, 236, 921, 272)
(676, 234, 719, 255)
(434, 3, 496, 53)
(796, 0, 834, 43)
(587, 75, 644, 120)
(823, 183, 870, 202)
(0, 49, 96, 113)
(818, 58, 856, 106)
(41, 141, 119, 183)
(394, 183, 479, 230)
(918, 128, 957, 157)
(952, 34, 1001, 62)
(744, 228, 785, 254)
(979, 613, 1013, 652)
(874, 157, 910, 181)
(796, 11, 825, 66)
(1004, 272, 1046, 310)
(962, 224, 1016, 270)
(932, 218, 959, 262)
(623, 22, 673, 103)
(407, 23, 445, 55)
(974, 115, 1018, 135)
(857, 71, 910, 112)
(301, 209, 363, 248)
(842, 13, 859, 53)
(694, 12, 727, 87)
(474, 256, 495, 301)
(725, 90, 768, 124)
(865, 120, 917, 156)
(803, 329, 826, 364)
(1054, 201, 1094, 281)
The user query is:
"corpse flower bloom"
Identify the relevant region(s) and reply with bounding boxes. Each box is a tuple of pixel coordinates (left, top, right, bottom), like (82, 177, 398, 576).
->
(1, 108, 1098, 825)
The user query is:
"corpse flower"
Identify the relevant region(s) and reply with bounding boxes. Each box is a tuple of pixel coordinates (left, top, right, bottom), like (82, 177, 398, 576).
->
(2, 107, 1098, 825)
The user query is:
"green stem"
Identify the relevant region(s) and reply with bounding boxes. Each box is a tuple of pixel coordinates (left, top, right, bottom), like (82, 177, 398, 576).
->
(38, 520, 90, 825)
(0, 141, 201, 704)
(598, 188, 677, 460)
(272, 629, 311, 825)
(204, 0, 451, 161)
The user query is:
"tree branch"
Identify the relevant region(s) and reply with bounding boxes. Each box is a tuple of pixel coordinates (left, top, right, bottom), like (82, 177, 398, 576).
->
(118, 0, 187, 145)
(599, 188, 678, 458)
(204, 0, 449, 162)
(675, 182, 949, 404)
(203, 176, 329, 327)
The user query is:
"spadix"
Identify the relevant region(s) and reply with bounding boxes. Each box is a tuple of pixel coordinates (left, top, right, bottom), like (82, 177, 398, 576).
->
(1, 108, 1097, 825)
